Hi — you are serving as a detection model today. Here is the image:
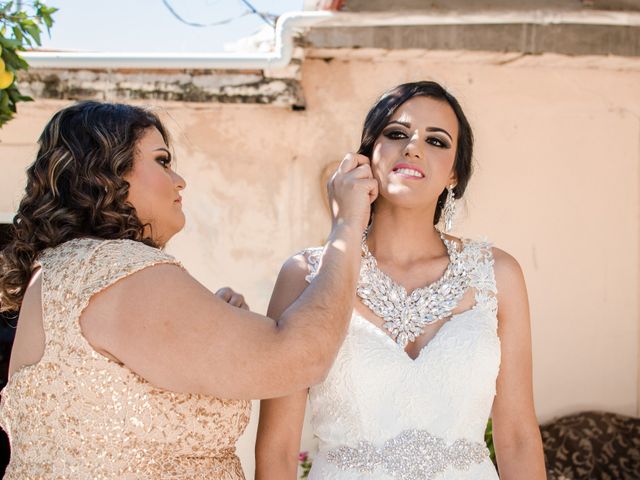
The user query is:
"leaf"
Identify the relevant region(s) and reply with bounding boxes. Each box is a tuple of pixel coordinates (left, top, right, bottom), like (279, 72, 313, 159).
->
(11, 25, 23, 43)
(0, 36, 21, 49)
(6, 87, 20, 102)
(43, 14, 53, 30)
(0, 90, 8, 110)
(0, 2, 14, 14)
(0, 0, 57, 129)
(24, 24, 41, 45)
(2, 48, 28, 70)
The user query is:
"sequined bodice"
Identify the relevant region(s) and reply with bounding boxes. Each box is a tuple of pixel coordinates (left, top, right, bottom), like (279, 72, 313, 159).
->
(0, 238, 251, 479)
(303, 239, 501, 480)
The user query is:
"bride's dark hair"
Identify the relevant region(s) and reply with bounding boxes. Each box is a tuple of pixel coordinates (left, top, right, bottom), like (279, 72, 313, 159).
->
(0, 101, 169, 312)
(358, 81, 474, 225)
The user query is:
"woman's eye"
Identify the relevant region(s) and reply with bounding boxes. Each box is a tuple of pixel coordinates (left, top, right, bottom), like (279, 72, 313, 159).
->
(384, 130, 407, 140)
(157, 156, 172, 168)
(427, 137, 450, 148)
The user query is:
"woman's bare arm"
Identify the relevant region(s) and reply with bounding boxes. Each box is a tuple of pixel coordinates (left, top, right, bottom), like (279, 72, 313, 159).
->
(491, 248, 546, 479)
(81, 154, 377, 399)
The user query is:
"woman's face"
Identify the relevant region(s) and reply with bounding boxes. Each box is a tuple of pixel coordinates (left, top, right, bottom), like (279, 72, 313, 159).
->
(371, 96, 459, 211)
(125, 127, 186, 245)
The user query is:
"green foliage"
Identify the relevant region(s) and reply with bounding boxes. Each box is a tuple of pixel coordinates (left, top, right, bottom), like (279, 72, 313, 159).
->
(485, 417, 496, 465)
(0, 1, 57, 127)
(298, 451, 312, 479)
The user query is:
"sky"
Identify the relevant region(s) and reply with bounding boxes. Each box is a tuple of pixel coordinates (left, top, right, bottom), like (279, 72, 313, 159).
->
(38, 0, 305, 52)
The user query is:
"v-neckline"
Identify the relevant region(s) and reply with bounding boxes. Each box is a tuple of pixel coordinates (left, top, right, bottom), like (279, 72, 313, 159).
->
(351, 306, 480, 362)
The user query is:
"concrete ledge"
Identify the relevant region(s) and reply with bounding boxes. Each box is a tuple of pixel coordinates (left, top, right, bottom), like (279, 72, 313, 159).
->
(307, 22, 640, 56)
(17, 68, 306, 107)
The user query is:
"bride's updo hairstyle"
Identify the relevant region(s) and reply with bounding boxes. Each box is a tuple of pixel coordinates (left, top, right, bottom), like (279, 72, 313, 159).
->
(357, 81, 474, 225)
(0, 101, 169, 312)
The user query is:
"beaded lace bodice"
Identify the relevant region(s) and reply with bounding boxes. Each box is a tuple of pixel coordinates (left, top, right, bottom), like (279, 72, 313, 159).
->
(303, 239, 501, 480)
(0, 238, 250, 480)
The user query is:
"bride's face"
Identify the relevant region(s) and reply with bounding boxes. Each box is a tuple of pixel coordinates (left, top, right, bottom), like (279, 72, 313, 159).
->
(371, 96, 459, 211)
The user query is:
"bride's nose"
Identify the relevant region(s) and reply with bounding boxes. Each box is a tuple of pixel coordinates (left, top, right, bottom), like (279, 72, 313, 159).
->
(403, 134, 424, 160)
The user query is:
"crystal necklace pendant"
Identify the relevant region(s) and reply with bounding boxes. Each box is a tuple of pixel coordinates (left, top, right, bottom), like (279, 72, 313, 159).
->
(356, 231, 471, 348)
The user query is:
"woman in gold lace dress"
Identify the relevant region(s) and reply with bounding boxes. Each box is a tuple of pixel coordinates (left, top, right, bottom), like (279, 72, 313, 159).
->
(0, 101, 377, 479)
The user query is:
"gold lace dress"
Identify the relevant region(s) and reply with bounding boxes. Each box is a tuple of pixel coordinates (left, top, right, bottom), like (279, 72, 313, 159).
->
(0, 238, 251, 479)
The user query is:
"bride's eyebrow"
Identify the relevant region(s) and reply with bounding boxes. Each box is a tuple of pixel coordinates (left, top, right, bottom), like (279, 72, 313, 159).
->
(426, 127, 452, 141)
(385, 120, 410, 128)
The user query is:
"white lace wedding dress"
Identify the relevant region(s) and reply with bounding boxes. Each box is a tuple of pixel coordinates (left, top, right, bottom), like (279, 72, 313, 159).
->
(302, 239, 501, 480)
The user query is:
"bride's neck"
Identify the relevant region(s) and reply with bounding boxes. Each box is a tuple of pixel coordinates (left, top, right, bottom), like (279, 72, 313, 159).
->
(366, 204, 446, 266)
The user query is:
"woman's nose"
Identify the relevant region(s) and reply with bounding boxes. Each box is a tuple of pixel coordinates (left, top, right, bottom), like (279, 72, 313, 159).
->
(173, 171, 187, 190)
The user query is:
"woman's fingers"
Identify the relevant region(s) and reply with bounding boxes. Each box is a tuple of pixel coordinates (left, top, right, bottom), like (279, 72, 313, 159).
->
(337, 153, 371, 174)
(216, 287, 249, 310)
(328, 152, 378, 231)
(231, 294, 250, 310)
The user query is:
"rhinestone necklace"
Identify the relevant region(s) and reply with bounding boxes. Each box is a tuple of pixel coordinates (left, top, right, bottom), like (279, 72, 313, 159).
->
(356, 231, 471, 348)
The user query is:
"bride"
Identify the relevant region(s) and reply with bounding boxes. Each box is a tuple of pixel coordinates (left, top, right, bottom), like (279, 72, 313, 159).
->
(255, 81, 546, 479)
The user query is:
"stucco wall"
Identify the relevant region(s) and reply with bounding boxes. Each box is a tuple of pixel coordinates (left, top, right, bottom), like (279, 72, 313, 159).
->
(0, 50, 638, 477)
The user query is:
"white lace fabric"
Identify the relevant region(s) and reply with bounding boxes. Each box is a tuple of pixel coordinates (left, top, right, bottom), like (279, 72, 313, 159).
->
(302, 239, 501, 480)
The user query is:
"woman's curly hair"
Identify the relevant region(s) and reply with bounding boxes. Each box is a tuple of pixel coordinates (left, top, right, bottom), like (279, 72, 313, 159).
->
(0, 101, 170, 312)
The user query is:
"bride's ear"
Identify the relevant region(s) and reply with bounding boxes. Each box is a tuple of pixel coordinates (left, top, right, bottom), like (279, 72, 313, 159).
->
(448, 165, 458, 186)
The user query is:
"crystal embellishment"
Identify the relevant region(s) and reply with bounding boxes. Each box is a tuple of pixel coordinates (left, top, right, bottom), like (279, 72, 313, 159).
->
(326, 429, 489, 479)
(357, 232, 471, 347)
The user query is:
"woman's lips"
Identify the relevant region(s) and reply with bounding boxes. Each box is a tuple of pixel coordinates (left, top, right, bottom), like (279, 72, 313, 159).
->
(392, 163, 425, 179)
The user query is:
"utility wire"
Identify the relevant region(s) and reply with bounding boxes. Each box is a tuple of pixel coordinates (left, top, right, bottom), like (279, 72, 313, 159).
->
(161, 0, 276, 29)
(161, 0, 250, 28)
(238, 0, 275, 27)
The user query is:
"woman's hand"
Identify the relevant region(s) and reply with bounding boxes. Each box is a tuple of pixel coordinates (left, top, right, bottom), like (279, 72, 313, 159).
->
(215, 287, 249, 310)
(328, 153, 378, 234)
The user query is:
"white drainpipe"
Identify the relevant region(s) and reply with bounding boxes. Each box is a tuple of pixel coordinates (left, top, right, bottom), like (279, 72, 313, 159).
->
(20, 9, 640, 70)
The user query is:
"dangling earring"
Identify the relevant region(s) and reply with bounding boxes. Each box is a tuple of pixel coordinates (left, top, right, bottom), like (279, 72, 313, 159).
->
(443, 184, 456, 233)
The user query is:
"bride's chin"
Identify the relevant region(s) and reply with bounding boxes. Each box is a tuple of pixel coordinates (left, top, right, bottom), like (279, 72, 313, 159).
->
(374, 193, 432, 211)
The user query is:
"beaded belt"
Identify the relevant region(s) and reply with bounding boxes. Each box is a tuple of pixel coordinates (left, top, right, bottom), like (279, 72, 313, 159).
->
(325, 429, 490, 480)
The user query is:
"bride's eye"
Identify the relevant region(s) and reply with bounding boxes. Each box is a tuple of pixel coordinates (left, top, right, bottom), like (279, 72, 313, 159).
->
(383, 130, 407, 140)
(426, 137, 450, 149)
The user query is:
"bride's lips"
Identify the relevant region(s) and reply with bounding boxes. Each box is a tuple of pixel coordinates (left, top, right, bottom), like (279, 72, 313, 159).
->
(392, 163, 425, 179)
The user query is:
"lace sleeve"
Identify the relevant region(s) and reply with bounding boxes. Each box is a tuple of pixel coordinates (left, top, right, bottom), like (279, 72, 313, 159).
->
(78, 239, 183, 303)
(467, 240, 497, 296)
(301, 247, 324, 284)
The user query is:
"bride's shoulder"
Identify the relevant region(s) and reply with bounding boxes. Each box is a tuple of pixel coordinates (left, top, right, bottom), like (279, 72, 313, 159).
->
(276, 246, 323, 287)
(490, 247, 525, 289)
(447, 234, 524, 283)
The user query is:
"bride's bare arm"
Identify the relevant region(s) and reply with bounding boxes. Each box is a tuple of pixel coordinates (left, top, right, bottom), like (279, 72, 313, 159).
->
(81, 153, 377, 399)
(255, 259, 313, 479)
(491, 248, 546, 479)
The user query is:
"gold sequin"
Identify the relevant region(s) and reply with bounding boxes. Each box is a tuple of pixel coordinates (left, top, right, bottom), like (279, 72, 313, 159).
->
(0, 238, 250, 479)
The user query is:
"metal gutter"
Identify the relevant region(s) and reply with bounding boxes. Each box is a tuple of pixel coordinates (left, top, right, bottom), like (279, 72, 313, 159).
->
(20, 11, 334, 70)
(19, 9, 640, 70)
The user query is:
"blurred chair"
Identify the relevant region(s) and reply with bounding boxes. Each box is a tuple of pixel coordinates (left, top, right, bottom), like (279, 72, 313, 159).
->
(541, 411, 640, 480)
